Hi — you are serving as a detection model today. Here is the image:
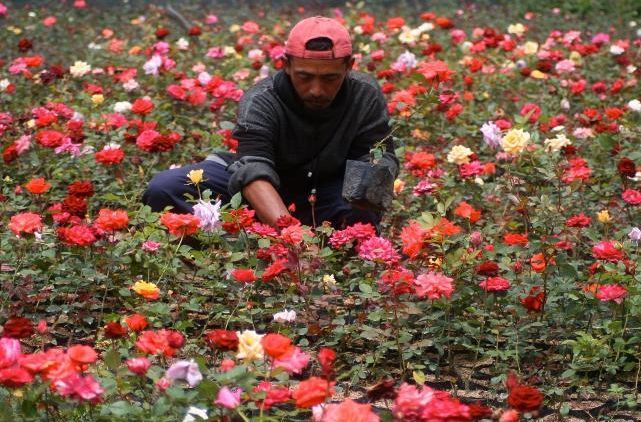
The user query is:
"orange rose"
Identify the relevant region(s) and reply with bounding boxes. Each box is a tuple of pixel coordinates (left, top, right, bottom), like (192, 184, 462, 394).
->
(292, 377, 335, 408)
(25, 177, 51, 194)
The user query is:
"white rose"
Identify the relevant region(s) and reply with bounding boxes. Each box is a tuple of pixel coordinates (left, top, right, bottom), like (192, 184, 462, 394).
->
(627, 99, 641, 112)
(447, 145, 474, 165)
(113, 101, 132, 113)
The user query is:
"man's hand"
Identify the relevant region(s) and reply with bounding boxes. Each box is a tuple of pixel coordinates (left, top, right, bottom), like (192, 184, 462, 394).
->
(241, 179, 290, 227)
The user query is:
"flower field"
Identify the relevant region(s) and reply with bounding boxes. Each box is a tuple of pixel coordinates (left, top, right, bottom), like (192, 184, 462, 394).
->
(2, 0, 641, 420)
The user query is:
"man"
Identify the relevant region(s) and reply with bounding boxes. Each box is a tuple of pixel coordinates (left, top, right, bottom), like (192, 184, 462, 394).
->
(143, 16, 399, 229)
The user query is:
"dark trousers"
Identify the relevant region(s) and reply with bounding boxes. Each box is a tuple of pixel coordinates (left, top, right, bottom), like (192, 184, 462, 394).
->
(142, 160, 381, 229)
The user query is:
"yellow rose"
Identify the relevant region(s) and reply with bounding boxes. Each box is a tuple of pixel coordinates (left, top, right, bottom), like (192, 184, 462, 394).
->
(544, 134, 571, 152)
(131, 281, 160, 300)
(322, 274, 336, 287)
(393, 179, 405, 195)
(569, 51, 583, 65)
(501, 129, 530, 155)
(91, 94, 104, 105)
(236, 330, 264, 361)
(187, 169, 204, 185)
(597, 210, 611, 223)
(447, 145, 473, 165)
(530, 70, 547, 79)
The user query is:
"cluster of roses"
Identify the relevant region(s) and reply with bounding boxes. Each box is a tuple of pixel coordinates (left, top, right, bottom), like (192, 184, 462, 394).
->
(166, 74, 244, 111)
(202, 328, 337, 413)
(3, 102, 82, 164)
(118, 97, 183, 153)
(0, 329, 104, 403)
(8, 177, 130, 247)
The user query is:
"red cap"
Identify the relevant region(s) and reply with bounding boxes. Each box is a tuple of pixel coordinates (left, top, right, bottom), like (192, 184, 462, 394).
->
(285, 16, 352, 59)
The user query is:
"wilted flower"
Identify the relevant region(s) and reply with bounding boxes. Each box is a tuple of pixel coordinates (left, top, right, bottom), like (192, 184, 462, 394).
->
(628, 227, 641, 242)
(544, 133, 571, 152)
(165, 359, 203, 387)
(480, 121, 502, 148)
(193, 199, 221, 232)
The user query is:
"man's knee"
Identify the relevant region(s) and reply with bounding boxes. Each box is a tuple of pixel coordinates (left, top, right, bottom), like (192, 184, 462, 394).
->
(143, 170, 184, 212)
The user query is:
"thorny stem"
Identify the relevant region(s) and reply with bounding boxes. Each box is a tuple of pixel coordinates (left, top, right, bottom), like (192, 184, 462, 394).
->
(392, 297, 407, 377)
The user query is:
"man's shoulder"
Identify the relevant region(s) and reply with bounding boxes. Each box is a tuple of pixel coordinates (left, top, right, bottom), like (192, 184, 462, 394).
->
(240, 76, 277, 106)
(348, 71, 382, 96)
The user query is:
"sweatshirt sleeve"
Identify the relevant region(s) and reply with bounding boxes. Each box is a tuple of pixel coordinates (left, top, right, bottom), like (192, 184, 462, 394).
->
(228, 88, 280, 195)
(348, 83, 400, 178)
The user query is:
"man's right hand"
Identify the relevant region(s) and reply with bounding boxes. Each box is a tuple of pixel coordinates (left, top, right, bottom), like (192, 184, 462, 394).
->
(241, 179, 290, 228)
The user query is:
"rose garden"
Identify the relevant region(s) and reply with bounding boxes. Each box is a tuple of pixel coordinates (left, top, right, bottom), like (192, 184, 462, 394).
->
(1, 0, 641, 420)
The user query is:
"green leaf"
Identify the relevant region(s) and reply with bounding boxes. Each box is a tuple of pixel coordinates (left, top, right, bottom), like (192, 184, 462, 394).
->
(359, 282, 372, 294)
(230, 192, 243, 209)
(103, 347, 120, 372)
(413, 370, 426, 385)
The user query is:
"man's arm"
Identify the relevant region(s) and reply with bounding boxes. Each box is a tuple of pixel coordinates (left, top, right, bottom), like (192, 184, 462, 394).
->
(241, 180, 289, 227)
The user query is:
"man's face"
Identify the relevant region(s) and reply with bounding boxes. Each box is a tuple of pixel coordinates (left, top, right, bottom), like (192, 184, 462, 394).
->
(285, 56, 354, 110)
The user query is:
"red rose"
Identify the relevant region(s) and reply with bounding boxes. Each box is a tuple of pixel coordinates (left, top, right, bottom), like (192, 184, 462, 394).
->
(566, 213, 591, 228)
(3, 144, 18, 164)
(622, 189, 641, 205)
(592, 240, 624, 262)
(35, 130, 65, 148)
(261, 333, 293, 359)
(18, 38, 33, 52)
(62, 195, 88, 216)
(67, 180, 94, 197)
(479, 276, 510, 292)
(3, 317, 34, 339)
(318, 348, 336, 376)
(104, 322, 128, 339)
(188, 26, 202, 36)
(503, 233, 528, 246)
(204, 329, 239, 351)
(155, 27, 170, 39)
(292, 377, 335, 408)
(95, 147, 125, 165)
(131, 98, 154, 115)
(57, 225, 97, 247)
(165, 330, 185, 349)
(232, 268, 257, 283)
(508, 384, 543, 412)
(519, 286, 545, 313)
(475, 261, 499, 276)
(506, 372, 544, 412)
(0, 366, 33, 388)
(617, 157, 636, 178)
